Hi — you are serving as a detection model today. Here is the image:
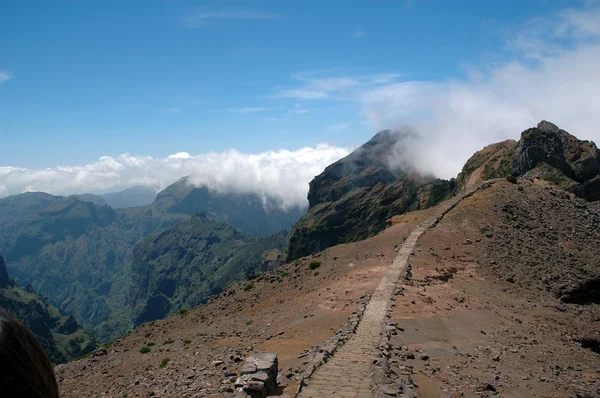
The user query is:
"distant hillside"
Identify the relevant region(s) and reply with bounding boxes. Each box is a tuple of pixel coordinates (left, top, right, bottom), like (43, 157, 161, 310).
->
(101, 186, 157, 209)
(129, 212, 287, 326)
(287, 129, 455, 260)
(69, 193, 107, 206)
(457, 121, 600, 200)
(0, 255, 95, 363)
(153, 177, 304, 236)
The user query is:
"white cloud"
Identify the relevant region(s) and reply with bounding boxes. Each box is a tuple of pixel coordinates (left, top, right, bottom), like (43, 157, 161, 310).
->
(0, 71, 11, 84)
(357, 4, 600, 179)
(229, 107, 268, 113)
(0, 145, 351, 209)
(271, 88, 329, 99)
(289, 104, 312, 114)
(352, 30, 365, 38)
(271, 73, 402, 100)
(157, 107, 181, 114)
(260, 116, 283, 123)
(183, 9, 280, 28)
(328, 123, 349, 132)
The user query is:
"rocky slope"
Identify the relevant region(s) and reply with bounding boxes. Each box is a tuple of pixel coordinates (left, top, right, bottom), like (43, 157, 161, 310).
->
(129, 212, 287, 326)
(383, 179, 600, 397)
(0, 255, 96, 363)
(287, 129, 455, 261)
(456, 121, 600, 199)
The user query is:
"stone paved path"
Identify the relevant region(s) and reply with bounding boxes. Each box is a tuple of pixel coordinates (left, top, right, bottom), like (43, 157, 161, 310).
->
(298, 186, 485, 398)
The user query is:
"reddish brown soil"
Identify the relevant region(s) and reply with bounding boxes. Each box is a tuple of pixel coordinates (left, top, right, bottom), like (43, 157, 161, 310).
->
(56, 210, 434, 397)
(388, 180, 600, 397)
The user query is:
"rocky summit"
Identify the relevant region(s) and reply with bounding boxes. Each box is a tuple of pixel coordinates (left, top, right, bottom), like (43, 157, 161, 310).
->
(287, 129, 455, 261)
(457, 120, 600, 200)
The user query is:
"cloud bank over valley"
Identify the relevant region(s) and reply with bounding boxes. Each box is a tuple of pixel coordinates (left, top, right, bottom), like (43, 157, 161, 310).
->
(0, 144, 351, 209)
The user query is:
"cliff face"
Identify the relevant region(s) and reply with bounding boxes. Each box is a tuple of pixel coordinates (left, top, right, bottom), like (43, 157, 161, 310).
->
(287, 130, 455, 261)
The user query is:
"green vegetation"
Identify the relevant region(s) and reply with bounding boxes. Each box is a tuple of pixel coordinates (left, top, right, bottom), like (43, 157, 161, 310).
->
(313, 271, 320, 276)
(506, 175, 518, 184)
(527, 163, 574, 189)
(0, 179, 297, 341)
(183, 339, 192, 345)
(246, 273, 261, 280)
(179, 308, 189, 316)
(0, 255, 96, 364)
(146, 342, 155, 347)
(162, 338, 175, 345)
(129, 214, 286, 327)
(159, 357, 170, 368)
(309, 261, 321, 270)
(426, 179, 456, 208)
(139, 346, 151, 354)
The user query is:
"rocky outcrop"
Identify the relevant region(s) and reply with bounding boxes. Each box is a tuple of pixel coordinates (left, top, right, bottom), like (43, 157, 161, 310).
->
(234, 353, 278, 397)
(457, 121, 600, 201)
(513, 121, 600, 198)
(287, 130, 455, 260)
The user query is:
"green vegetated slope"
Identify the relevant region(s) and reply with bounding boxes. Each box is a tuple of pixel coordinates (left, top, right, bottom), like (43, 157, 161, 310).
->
(0, 255, 96, 363)
(0, 178, 301, 341)
(129, 212, 287, 326)
(287, 129, 455, 261)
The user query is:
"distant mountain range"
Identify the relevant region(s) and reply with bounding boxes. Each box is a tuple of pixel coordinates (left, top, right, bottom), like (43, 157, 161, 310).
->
(0, 178, 303, 342)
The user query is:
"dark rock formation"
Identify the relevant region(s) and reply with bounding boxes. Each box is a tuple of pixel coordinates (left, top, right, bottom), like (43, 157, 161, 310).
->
(287, 130, 455, 261)
(458, 121, 600, 201)
(512, 121, 600, 184)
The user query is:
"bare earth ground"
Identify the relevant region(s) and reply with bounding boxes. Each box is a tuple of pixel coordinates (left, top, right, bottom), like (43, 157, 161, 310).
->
(57, 180, 600, 397)
(389, 181, 599, 397)
(56, 209, 434, 397)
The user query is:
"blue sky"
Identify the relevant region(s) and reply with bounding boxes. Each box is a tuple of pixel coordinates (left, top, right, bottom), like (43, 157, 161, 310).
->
(0, 0, 573, 168)
(1, 1, 599, 201)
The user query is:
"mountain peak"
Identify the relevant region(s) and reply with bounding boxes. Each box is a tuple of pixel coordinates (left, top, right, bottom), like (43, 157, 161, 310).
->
(536, 120, 561, 135)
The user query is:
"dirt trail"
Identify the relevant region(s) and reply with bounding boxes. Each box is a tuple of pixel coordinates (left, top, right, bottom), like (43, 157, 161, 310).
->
(299, 184, 487, 397)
